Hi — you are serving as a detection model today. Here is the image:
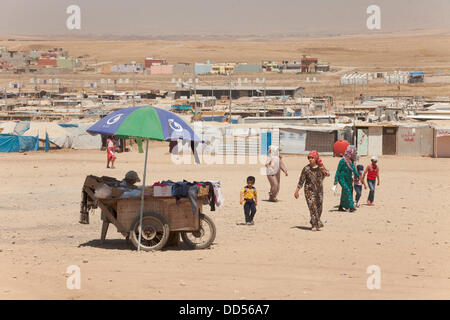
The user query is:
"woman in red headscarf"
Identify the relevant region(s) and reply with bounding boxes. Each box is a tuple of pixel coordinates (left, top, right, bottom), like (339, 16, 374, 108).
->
(294, 151, 330, 231)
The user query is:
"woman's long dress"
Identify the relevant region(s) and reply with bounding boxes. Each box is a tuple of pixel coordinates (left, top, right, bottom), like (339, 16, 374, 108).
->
(334, 158, 360, 209)
(267, 156, 288, 200)
(298, 165, 326, 228)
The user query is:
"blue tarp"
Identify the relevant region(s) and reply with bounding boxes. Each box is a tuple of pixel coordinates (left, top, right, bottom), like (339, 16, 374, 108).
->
(0, 134, 39, 153)
(58, 123, 79, 128)
(45, 132, 49, 152)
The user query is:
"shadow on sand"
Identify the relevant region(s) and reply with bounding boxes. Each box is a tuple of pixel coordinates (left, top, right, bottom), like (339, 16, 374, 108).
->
(291, 226, 312, 231)
(78, 238, 199, 251)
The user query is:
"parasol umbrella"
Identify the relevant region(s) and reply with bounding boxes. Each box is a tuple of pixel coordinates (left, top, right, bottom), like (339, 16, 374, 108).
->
(87, 106, 201, 251)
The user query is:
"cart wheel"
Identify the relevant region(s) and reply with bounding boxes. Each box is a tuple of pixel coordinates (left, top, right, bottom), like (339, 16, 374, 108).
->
(130, 212, 170, 251)
(181, 214, 216, 250)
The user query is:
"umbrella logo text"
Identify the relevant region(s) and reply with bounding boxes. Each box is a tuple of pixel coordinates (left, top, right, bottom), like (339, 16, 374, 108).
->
(169, 119, 183, 132)
(106, 114, 123, 125)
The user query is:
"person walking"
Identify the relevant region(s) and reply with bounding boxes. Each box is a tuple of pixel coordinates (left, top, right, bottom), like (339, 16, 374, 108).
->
(354, 164, 365, 207)
(294, 151, 330, 231)
(240, 176, 258, 225)
(265, 145, 288, 202)
(106, 135, 117, 169)
(334, 145, 360, 212)
(363, 156, 381, 206)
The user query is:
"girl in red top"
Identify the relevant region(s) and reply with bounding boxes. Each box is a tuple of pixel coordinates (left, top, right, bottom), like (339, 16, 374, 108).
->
(362, 156, 381, 206)
(106, 135, 117, 169)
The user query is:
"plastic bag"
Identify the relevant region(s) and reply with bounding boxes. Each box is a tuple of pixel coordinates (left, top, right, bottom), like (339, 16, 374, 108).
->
(332, 185, 338, 196)
(120, 189, 141, 198)
(95, 184, 112, 199)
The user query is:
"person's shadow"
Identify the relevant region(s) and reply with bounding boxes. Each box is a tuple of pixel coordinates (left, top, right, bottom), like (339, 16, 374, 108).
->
(329, 205, 344, 212)
(291, 226, 312, 231)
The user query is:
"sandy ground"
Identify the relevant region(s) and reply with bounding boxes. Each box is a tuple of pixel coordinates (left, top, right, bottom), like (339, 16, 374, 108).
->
(0, 143, 449, 300)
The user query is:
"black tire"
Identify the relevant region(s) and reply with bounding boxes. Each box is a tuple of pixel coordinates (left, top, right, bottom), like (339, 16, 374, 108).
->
(130, 212, 170, 251)
(181, 214, 216, 249)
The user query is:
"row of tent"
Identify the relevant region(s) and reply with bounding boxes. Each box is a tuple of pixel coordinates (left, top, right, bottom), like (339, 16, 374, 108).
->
(0, 121, 102, 152)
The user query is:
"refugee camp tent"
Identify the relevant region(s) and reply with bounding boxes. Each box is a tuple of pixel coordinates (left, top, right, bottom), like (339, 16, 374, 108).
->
(396, 123, 434, 157)
(0, 134, 39, 152)
(62, 123, 102, 150)
(0, 122, 73, 148)
(0, 122, 17, 134)
(24, 122, 72, 148)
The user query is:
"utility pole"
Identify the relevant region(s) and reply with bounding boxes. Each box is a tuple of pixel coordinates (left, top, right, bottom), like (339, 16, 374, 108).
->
(211, 79, 214, 120)
(194, 72, 198, 120)
(352, 78, 355, 105)
(229, 72, 232, 123)
(263, 78, 266, 117)
(132, 71, 136, 106)
(367, 73, 369, 99)
(334, 84, 337, 111)
(71, 60, 75, 92)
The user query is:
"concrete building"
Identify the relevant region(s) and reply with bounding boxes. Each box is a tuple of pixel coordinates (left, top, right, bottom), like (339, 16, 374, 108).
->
(317, 62, 330, 72)
(38, 57, 57, 67)
(194, 63, 213, 75)
(0, 50, 30, 68)
(145, 58, 167, 68)
(301, 56, 318, 73)
(110, 63, 144, 73)
(57, 57, 79, 69)
(234, 64, 262, 73)
(211, 64, 235, 75)
(174, 63, 194, 74)
(149, 64, 174, 75)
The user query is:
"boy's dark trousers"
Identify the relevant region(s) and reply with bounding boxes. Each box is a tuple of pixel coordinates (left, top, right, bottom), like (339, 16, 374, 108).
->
(354, 184, 362, 203)
(244, 199, 256, 223)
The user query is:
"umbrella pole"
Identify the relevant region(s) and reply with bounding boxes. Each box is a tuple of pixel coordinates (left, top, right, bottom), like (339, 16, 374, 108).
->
(137, 139, 149, 251)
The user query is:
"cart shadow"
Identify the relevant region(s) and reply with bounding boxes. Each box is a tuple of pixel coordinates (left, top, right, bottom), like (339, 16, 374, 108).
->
(78, 239, 132, 251)
(162, 243, 205, 251)
(78, 239, 205, 251)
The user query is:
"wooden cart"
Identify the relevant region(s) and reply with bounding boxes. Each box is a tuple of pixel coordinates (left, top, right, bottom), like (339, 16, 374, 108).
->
(80, 175, 216, 251)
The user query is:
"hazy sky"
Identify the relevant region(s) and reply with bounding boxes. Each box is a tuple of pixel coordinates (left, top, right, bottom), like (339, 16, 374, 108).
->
(1, 0, 450, 35)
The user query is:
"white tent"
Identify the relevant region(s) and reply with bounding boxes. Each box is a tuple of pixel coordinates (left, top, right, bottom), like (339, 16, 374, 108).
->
(0, 122, 72, 148)
(64, 123, 102, 150)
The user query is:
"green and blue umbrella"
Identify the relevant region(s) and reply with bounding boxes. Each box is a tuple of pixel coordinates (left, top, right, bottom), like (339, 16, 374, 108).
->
(87, 105, 201, 141)
(88, 106, 200, 251)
